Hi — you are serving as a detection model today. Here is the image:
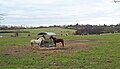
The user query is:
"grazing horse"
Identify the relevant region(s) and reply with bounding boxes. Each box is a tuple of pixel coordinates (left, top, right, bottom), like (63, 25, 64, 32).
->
(49, 36, 64, 47)
(31, 36, 45, 46)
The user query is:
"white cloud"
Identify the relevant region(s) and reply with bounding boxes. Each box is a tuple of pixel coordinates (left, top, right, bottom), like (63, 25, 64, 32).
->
(1, 0, 120, 26)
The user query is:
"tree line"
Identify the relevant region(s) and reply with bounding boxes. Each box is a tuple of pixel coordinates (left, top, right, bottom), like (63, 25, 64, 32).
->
(68, 24, 120, 35)
(1, 24, 120, 35)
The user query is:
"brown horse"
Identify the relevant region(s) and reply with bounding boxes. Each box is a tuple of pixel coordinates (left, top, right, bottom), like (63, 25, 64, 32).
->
(49, 36, 64, 47)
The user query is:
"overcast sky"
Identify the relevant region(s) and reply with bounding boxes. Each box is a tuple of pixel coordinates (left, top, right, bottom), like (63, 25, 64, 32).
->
(0, 0, 120, 27)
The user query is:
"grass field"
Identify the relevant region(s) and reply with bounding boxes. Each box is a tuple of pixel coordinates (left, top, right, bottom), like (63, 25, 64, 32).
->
(0, 28, 120, 69)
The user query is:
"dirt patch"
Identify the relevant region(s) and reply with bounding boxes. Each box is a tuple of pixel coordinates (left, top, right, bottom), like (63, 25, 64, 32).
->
(1, 40, 92, 56)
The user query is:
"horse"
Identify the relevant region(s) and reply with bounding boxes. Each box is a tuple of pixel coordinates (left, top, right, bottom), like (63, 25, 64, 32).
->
(49, 36, 64, 47)
(31, 36, 45, 46)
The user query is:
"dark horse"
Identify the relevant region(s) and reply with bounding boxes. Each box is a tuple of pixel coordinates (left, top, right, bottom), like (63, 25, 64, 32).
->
(49, 36, 64, 47)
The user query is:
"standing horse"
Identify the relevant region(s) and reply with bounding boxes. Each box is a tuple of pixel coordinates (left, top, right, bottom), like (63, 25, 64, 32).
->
(31, 36, 45, 46)
(49, 36, 64, 47)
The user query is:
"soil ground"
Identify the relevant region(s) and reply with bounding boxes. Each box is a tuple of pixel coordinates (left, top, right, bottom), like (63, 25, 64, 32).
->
(1, 40, 92, 56)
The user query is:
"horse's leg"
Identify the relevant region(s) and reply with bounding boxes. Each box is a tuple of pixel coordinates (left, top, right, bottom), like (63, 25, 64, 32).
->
(61, 41, 64, 47)
(54, 42, 56, 47)
(39, 43, 42, 47)
(39, 43, 43, 47)
(38, 42, 41, 46)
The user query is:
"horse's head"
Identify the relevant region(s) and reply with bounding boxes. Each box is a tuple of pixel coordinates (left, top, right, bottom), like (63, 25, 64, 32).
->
(49, 36, 56, 40)
(49, 36, 52, 39)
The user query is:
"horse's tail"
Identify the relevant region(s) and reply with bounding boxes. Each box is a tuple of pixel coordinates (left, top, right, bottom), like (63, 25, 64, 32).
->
(31, 42, 33, 46)
(31, 40, 35, 46)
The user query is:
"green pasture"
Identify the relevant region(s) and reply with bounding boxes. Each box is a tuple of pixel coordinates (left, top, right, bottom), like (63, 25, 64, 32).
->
(0, 28, 120, 69)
